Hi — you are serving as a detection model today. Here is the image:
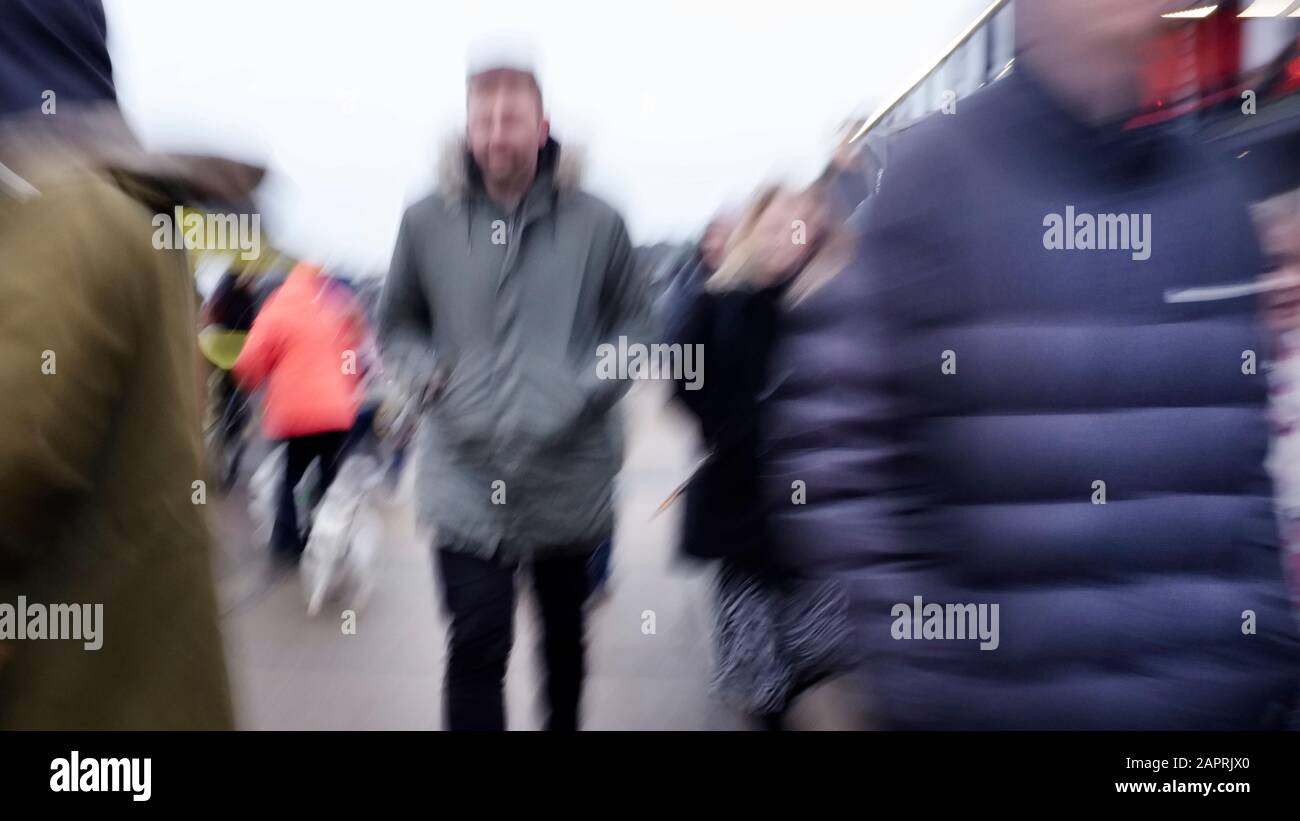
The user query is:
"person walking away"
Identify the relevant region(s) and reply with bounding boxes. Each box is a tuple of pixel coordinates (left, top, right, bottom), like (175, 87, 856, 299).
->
(235, 261, 364, 564)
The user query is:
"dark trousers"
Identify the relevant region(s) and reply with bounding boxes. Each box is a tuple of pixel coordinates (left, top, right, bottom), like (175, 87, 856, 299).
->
(587, 538, 612, 596)
(272, 430, 348, 556)
(342, 403, 378, 458)
(436, 545, 596, 731)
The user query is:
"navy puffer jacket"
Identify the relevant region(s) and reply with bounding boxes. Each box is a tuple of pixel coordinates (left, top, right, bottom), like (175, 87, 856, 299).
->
(760, 67, 1300, 729)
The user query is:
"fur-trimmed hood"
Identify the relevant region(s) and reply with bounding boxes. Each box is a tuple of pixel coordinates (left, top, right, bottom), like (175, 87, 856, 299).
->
(436, 134, 584, 206)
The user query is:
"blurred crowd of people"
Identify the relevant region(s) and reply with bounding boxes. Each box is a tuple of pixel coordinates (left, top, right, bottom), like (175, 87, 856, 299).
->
(1, 0, 1298, 731)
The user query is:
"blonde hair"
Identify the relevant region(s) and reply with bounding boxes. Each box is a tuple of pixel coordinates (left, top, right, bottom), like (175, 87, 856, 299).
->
(706, 184, 781, 293)
(707, 182, 855, 307)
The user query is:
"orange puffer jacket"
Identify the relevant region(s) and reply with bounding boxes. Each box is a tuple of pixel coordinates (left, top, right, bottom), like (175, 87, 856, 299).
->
(235, 263, 363, 438)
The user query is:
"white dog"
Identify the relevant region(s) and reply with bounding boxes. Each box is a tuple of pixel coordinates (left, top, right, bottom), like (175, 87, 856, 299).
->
(248, 445, 283, 547)
(300, 453, 384, 616)
(248, 445, 320, 550)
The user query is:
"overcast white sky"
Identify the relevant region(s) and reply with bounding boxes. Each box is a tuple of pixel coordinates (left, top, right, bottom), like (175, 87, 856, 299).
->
(103, 0, 990, 271)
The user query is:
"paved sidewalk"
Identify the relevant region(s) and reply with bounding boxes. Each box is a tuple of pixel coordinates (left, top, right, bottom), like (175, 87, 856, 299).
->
(209, 384, 746, 730)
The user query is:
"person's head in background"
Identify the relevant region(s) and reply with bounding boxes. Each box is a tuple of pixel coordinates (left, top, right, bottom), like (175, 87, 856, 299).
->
(700, 211, 738, 272)
(711, 185, 829, 291)
(1255, 191, 1300, 335)
(465, 40, 549, 209)
(1016, 0, 1191, 122)
(763, 186, 831, 275)
(746, 186, 825, 287)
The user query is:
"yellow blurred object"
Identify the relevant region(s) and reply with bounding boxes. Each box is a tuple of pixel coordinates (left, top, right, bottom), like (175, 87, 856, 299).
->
(198, 326, 248, 372)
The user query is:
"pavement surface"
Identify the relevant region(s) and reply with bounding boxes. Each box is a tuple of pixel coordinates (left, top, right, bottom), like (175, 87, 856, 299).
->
(208, 383, 748, 730)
